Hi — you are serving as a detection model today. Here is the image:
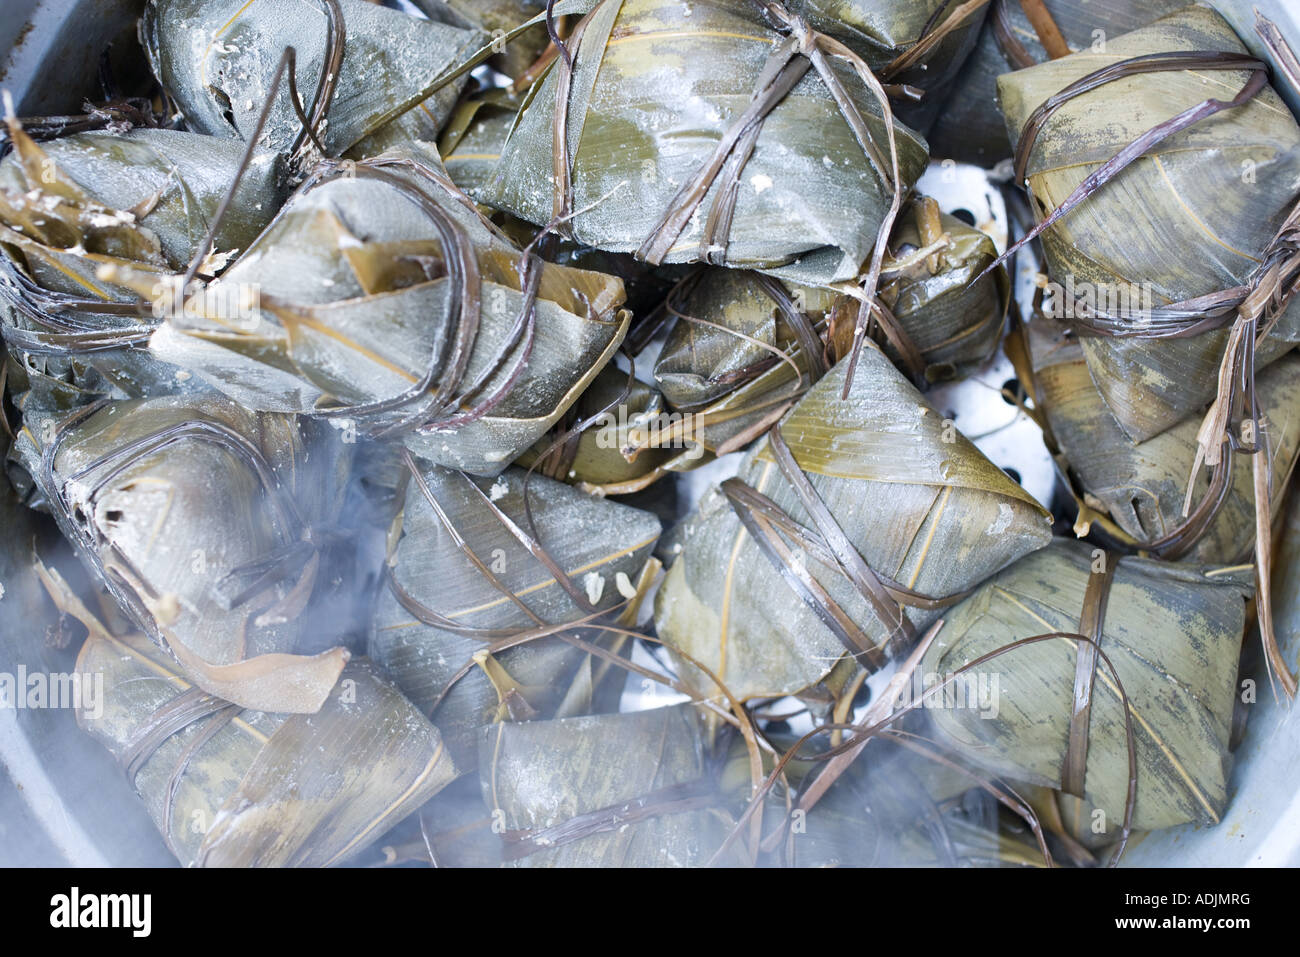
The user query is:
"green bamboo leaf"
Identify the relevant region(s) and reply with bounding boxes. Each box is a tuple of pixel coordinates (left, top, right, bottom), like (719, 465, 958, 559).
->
(922, 540, 1252, 833)
(997, 5, 1300, 441)
(0, 127, 286, 400)
(77, 631, 457, 867)
(370, 462, 660, 765)
(434, 0, 550, 80)
(439, 90, 521, 203)
(148, 145, 631, 475)
(928, 0, 1191, 166)
(655, 344, 1052, 701)
(785, 0, 991, 133)
(23, 393, 355, 714)
(142, 0, 486, 158)
(478, 704, 743, 866)
(1028, 323, 1300, 562)
(484, 0, 930, 284)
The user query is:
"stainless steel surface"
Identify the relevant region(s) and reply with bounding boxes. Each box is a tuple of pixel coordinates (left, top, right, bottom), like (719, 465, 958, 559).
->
(1, 0, 146, 115)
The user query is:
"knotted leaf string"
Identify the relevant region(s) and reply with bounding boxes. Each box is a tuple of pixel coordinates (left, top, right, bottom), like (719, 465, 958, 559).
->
(1003, 310, 1232, 557)
(651, 270, 818, 423)
(1061, 550, 1116, 797)
(989, 0, 1041, 70)
(536, 0, 906, 400)
(181, 6, 347, 311)
(251, 156, 553, 440)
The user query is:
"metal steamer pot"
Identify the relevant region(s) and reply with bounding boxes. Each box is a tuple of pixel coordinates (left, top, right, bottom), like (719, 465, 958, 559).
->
(0, 0, 1297, 867)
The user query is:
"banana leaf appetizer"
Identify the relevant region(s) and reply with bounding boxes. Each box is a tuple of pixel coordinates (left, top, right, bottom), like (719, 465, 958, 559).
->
(145, 145, 631, 476)
(927, 0, 1192, 166)
(141, 0, 485, 161)
(477, 704, 745, 866)
(0, 120, 285, 400)
(517, 364, 678, 495)
(76, 628, 457, 867)
(438, 89, 520, 203)
(15, 392, 355, 714)
(654, 343, 1053, 702)
(922, 539, 1252, 836)
(996, 4, 1300, 442)
(484, 0, 930, 285)
(369, 460, 661, 765)
(1015, 320, 1300, 562)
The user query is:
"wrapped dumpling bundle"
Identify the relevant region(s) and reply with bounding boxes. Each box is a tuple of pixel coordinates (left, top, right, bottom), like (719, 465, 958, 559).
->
(146, 146, 631, 475)
(0, 120, 285, 399)
(996, 4, 1300, 442)
(868, 197, 1009, 384)
(17, 393, 355, 714)
(640, 268, 836, 464)
(927, 0, 1192, 166)
(476, 704, 744, 866)
(484, 0, 930, 285)
(77, 629, 457, 867)
(652, 268, 830, 414)
(654, 343, 1053, 702)
(922, 540, 1252, 836)
(1014, 321, 1300, 562)
(370, 461, 661, 764)
(650, 200, 1006, 405)
(141, 0, 485, 161)
(517, 364, 679, 495)
(634, 198, 1008, 464)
